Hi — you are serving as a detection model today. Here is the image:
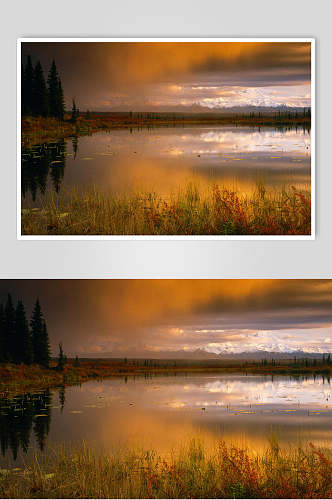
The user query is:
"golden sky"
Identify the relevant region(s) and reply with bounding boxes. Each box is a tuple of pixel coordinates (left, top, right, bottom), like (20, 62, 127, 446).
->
(22, 41, 311, 111)
(1, 279, 331, 357)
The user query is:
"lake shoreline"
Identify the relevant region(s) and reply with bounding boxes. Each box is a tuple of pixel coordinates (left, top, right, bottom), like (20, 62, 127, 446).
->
(1, 359, 331, 399)
(21, 114, 311, 147)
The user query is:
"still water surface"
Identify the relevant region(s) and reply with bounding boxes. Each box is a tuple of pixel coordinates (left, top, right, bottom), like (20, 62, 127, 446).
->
(1, 373, 331, 465)
(22, 126, 311, 206)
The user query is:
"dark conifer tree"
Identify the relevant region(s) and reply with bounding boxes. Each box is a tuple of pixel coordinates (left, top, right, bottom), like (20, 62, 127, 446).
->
(23, 56, 34, 115)
(15, 300, 33, 364)
(32, 61, 48, 117)
(31, 299, 43, 363)
(40, 320, 51, 368)
(4, 295, 16, 362)
(0, 304, 4, 362)
(31, 299, 50, 367)
(47, 60, 60, 118)
(21, 62, 26, 116)
(57, 79, 65, 120)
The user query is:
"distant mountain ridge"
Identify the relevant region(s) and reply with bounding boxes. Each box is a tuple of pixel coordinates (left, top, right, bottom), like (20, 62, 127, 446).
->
(71, 349, 328, 360)
(92, 104, 310, 114)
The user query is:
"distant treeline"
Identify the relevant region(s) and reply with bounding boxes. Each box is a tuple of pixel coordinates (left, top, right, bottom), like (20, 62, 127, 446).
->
(0, 294, 50, 367)
(257, 355, 331, 367)
(126, 109, 311, 121)
(21, 55, 65, 119)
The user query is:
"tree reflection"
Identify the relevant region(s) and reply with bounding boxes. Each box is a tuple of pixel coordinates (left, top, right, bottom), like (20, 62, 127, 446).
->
(21, 139, 68, 200)
(0, 387, 65, 460)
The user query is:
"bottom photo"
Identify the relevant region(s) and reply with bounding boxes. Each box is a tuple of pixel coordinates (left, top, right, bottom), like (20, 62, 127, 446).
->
(1, 279, 332, 498)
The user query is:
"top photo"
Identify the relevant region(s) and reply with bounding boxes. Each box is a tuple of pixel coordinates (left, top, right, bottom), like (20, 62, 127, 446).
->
(18, 38, 314, 239)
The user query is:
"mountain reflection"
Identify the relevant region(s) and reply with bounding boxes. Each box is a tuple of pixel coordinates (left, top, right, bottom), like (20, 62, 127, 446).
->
(1, 373, 332, 462)
(21, 125, 310, 204)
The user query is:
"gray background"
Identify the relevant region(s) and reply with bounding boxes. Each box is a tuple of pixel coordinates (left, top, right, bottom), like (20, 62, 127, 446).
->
(0, 0, 330, 278)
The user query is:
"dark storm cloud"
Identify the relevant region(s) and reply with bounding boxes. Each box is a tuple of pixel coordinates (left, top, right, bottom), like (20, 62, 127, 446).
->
(0, 280, 331, 356)
(21, 42, 311, 110)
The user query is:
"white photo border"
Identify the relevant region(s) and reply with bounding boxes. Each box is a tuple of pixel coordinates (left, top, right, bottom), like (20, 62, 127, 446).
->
(17, 37, 316, 241)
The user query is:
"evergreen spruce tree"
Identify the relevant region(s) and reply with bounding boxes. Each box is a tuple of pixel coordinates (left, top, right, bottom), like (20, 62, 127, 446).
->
(32, 61, 48, 117)
(4, 295, 16, 362)
(23, 56, 34, 116)
(57, 79, 65, 120)
(0, 304, 4, 362)
(40, 321, 51, 368)
(31, 299, 50, 367)
(15, 300, 33, 364)
(21, 62, 26, 116)
(47, 60, 60, 118)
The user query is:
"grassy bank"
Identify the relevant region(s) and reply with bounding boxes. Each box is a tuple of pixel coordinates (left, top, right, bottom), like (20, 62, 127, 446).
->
(1, 357, 330, 399)
(21, 116, 110, 147)
(21, 182, 311, 236)
(21, 115, 311, 147)
(0, 439, 331, 498)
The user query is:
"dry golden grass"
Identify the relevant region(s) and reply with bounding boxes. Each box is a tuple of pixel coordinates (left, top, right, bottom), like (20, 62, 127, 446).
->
(21, 182, 311, 236)
(0, 439, 331, 498)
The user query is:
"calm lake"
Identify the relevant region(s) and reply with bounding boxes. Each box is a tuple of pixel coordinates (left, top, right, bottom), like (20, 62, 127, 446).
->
(1, 373, 331, 465)
(21, 125, 311, 206)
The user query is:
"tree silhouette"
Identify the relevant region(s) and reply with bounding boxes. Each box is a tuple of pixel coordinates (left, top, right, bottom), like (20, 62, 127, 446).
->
(56, 342, 66, 371)
(71, 99, 78, 122)
(31, 299, 50, 367)
(0, 304, 4, 362)
(22, 55, 34, 115)
(22, 56, 65, 119)
(32, 61, 48, 117)
(41, 322, 51, 368)
(0, 294, 52, 367)
(15, 300, 33, 364)
(4, 294, 16, 362)
(47, 60, 64, 120)
(57, 79, 65, 120)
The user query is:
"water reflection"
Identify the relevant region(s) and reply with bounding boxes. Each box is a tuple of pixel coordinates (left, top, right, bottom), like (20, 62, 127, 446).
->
(2, 373, 332, 464)
(0, 389, 52, 460)
(21, 125, 311, 206)
(22, 140, 66, 201)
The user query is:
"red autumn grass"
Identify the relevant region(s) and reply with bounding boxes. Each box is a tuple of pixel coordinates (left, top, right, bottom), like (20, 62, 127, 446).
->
(0, 439, 331, 498)
(21, 181, 311, 236)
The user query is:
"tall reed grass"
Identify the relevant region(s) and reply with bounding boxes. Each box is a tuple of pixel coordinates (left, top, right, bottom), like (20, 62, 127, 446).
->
(21, 182, 311, 236)
(1, 439, 331, 498)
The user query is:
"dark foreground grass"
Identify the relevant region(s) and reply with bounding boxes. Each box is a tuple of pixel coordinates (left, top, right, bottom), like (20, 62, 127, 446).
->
(21, 182, 311, 236)
(1, 439, 332, 498)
